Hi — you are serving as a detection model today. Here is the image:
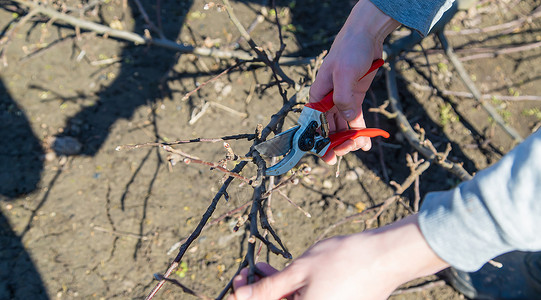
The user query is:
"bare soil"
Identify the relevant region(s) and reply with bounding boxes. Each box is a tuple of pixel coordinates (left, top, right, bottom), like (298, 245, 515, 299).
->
(1, 0, 540, 299)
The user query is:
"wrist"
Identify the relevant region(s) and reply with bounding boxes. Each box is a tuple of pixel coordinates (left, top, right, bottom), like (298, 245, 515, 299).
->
(355, 215, 450, 288)
(345, 0, 400, 45)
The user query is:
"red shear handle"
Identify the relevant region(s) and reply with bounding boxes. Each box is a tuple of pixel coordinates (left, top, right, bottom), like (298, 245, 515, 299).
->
(305, 58, 385, 112)
(325, 128, 390, 156)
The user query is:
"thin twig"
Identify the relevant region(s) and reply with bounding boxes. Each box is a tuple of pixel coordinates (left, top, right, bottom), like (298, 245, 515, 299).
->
(407, 40, 541, 62)
(437, 32, 523, 143)
(368, 101, 398, 119)
(459, 41, 541, 61)
(116, 133, 255, 151)
(444, 6, 541, 36)
(167, 201, 252, 256)
(162, 145, 254, 185)
(317, 158, 430, 241)
(368, 90, 390, 182)
(12, 0, 255, 60)
(0, 9, 38, 47)
(408, 81, 541, 102)
(145, 161, 249, 300)
(382, 160, 429, 198)
(0, 8, 38, 66)
(152, 274, 212, 300)
(265, 157, 277, 224)
(262, 172, 297, 198)
(222, 0, 294, 86)
(385, 62, 473, 181)
(182, 63, 244, 101)
(132, 0, 164, 38)
(278, 190, 311, 218)
(147, 81, 306, 299)
(189, 102, 210, 125)
(209, 101, 248, 118)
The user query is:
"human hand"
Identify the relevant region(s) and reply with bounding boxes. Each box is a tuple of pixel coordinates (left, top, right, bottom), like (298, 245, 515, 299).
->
(309, 0, 399, 164)
(227, 215, 449, 300)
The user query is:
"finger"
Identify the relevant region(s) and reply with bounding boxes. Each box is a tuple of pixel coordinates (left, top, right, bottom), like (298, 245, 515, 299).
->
(322, 150, 338, 165)
(233, 265, 306, 300)
(357, 136, 372, 152)
(233, 274, 247, 291)
(333, 139, 356, 157)
(349, 113, 372, 151)
(233, 263, 279, 291)
(255, 262, 279, 277)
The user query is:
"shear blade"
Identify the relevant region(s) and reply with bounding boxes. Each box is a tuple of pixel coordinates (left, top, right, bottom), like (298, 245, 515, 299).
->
(254, 126, 299, 157)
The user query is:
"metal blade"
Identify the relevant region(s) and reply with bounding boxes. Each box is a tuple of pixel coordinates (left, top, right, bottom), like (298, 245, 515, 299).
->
(254, 126, 299, 157)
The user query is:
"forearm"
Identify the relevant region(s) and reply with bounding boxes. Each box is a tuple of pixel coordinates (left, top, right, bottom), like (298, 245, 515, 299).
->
(229, 214, 450, 300)
(344, 0, 400, 46)
(419, 130, 541, 271)
(358, 214, 450, 287)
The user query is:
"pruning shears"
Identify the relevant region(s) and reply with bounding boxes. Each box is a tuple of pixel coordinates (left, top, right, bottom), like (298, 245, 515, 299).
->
(255, 59, 390, 176)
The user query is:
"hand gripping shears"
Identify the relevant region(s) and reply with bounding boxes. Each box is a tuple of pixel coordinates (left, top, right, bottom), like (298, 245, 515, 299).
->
(255, 59, 390, 176)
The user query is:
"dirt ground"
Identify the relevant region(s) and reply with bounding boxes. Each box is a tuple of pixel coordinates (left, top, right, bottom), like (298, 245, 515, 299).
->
(1, 0, 540, 299)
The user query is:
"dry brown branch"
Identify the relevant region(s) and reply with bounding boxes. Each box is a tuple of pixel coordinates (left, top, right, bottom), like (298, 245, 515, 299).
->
(366, 160, 429, 225)
(407, 39, 541, 63)
(222, 0, 294, 86)
(11, 0, 256, 60)
(147, 77, 303, 298)
(189, 102, 211, 125)
(264, 157, 278, 225)
(317, 156, 430, 241)
(153, 274, 213, 300)
(459, 40, 541, 61)
(437, 32, 523, 143)
(385, 63, 473, 181)
(162, 145, 254, 185)
(182, 63, 243, 101)
(0, 8, 38, 66)
(368, 91, 391, 182)
(167, 200, 252, 256)
(444, 6, 541, 36)
(394, 160, 430, 195)
(229, 6, 266, 49)
(408, 81, 541, 102)
(277, 190, 311, 218)
(115, 133, 255, 151)
(262, 173, 298, 198)
(132, 0, 164, 38)
(209, 101, 248, 118)
(147, 160, 250, 300)
(368, 100, 398, 119)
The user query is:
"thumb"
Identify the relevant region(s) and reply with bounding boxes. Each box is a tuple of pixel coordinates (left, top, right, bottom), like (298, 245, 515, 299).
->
(233, 266, 304, 300)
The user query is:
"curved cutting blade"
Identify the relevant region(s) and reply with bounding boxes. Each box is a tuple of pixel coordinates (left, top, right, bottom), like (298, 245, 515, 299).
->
(254, 126, 299, 157)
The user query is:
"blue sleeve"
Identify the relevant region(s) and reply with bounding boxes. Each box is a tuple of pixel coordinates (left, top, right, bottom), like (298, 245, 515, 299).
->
(370, 0, 455, 35)
(418, 130, 541, 272)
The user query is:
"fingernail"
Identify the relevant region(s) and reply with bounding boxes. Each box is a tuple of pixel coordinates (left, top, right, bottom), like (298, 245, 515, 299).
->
(235, 286, 253, 300)
(341, 109, 354, 121)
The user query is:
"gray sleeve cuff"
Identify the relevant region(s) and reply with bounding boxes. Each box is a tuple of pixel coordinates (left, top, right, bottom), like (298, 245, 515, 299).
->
(419, 130, 541, 272)
(370, 0, 454, 35)
(418, 188, 514, 272)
